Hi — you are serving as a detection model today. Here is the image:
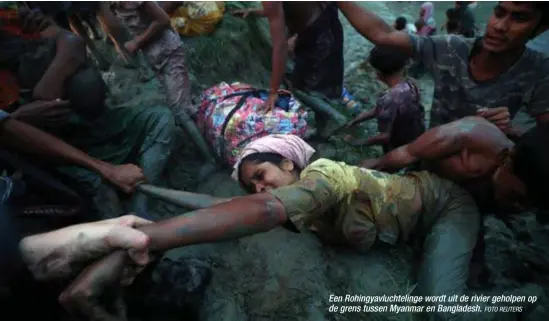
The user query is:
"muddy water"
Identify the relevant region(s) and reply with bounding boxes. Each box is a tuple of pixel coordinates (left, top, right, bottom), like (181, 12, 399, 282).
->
(98, 2, 549, 321)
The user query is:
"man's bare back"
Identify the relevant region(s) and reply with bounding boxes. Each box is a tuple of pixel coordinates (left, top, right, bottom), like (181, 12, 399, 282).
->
(365, 116, 514, 186)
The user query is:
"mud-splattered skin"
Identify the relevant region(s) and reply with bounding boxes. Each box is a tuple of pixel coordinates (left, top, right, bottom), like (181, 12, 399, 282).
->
(374, 117, 513, 181)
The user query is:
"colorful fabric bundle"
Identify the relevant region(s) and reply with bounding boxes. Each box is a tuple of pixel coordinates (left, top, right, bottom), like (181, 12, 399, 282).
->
(196, 82, 308, 166)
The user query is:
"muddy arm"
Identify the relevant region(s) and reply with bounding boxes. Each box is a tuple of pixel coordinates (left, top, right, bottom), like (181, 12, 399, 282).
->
(136, 184, 232, 210)
(337, 2, 413, 55)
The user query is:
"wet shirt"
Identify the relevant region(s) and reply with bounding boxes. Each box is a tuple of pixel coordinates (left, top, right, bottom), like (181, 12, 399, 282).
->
(376, 80, 425, 151)
(410, 35, 549, 128)
(112, 1, 181, 67)
(269, 158, 423, 251)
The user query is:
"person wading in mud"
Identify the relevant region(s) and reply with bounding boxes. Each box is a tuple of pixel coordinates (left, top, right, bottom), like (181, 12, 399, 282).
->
(337, 1, 549, 134)
(233, 2, 344, 113)
(60, 135, 483, 321)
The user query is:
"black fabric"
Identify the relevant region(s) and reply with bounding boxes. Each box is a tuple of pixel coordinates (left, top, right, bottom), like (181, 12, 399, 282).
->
(290, 3, 344, 99)
(0, 202, 23, 285)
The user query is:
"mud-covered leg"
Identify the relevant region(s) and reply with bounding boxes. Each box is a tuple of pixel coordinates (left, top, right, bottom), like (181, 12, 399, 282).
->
(415, 190, 480, 320)
(130, 107, 176, 219)
(161, 49, 217, 165)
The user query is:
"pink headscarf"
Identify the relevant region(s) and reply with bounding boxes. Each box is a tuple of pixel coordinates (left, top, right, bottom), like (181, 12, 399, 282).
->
(231, 134, 316, 181)
(418, 2, 436, 36)
(421, 2, 434, 21)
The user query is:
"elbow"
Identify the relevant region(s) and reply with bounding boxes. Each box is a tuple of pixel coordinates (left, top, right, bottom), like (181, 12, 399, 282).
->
(255, 193, 288, 227)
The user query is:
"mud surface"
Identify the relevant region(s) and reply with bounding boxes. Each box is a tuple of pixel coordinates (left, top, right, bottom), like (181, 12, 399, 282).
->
(95, 2, 548, 320)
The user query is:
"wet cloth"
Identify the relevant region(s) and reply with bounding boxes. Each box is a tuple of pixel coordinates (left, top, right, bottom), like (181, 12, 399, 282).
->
(196, 82, 308, 166)
(376, 79, 425, 152)
(417, 2, 436, 36)
(288, 2, 344, 99)
(170, 1, 225, 37)
(112, 1, 194, 120)
(269, 158, 479, 300)
(231, 134, 315, 180)
(410, 35, 549, 128)
(50, 101, 175, 219)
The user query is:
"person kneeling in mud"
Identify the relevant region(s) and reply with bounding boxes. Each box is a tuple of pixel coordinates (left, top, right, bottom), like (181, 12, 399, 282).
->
(59, 135, 480, 321)
(342, 46, 425, 155)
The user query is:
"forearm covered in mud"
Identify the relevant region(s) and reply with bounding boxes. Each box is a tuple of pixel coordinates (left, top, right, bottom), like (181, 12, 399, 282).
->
(137, 185, 233, 210)
(137, 193, 288, 251)
(337, 2, 413, 54)
(264, 1, 287, 93)
(0, 117, 112, 177)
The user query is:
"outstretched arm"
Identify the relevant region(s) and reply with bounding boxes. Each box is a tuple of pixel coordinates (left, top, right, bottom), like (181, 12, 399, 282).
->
(137, 184, 233, 210)
(263, 1, 287, 95)
(365, 118, 479, 171)
(0, 113, 144, 193)
(131, 2, 171, 51)
(337, 2, 414, 55)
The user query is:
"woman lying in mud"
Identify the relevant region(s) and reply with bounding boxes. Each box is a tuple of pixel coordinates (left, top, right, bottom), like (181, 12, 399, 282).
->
(60, 135, 480, 321)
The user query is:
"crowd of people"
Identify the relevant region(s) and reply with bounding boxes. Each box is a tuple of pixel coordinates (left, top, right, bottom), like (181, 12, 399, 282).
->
(1, 1, 549, 321)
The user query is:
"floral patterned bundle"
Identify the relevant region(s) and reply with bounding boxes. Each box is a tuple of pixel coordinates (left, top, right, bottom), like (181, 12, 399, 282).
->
(196, 82, 308, 166)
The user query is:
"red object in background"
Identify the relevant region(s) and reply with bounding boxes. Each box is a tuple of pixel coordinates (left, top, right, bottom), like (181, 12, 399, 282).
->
(0, 8, 42, 39)
(0, 70, 20, 110)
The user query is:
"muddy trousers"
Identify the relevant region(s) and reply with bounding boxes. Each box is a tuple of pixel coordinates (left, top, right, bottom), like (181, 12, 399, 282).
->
(413, 177, 481, 320)
(156, 48, 216, 164)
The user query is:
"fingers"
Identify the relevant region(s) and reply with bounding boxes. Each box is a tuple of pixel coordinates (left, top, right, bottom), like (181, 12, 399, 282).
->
(105, 226, 150, 254)
(117, 214, 153, 227)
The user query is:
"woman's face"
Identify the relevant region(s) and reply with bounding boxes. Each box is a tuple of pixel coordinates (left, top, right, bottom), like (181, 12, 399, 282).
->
(239, 160, 298, 193)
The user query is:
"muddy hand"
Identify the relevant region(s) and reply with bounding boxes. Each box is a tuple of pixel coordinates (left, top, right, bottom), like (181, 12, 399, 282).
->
(59, 251, 131, 321)
(261, 92, 278, 115)
(477, 107, 510, 130)
(105, 164, 146, 194)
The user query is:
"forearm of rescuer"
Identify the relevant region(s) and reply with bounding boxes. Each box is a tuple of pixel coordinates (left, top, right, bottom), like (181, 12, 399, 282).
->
(136, 193, 287, 251)
(264, 2, 287, 94)
(137, 184, 233, 210)
(373, 123, 466, 171)
(0, 117, 115, 179)
(337, 1, 413, 55)
(133, 2, 171, 50)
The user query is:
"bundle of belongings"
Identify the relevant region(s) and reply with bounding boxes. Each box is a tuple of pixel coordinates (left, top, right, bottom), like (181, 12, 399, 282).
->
(196, 82, 308, 166)
(170, 1, 225, 37)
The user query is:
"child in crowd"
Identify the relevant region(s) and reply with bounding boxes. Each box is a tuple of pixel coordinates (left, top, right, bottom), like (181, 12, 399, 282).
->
(443, 8, 461, 34)
(100, 2, 194, 123)
(394, 16, 416, 34)
(415, 2, 437, 36)
(343, 46, 425, 154)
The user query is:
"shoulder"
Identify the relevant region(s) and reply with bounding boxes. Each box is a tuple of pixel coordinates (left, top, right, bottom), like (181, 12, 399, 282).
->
(301, 158, 359, 193)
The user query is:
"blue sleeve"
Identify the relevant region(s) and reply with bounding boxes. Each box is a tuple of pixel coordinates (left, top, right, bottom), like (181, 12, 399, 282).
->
(0, 202, 24, 285)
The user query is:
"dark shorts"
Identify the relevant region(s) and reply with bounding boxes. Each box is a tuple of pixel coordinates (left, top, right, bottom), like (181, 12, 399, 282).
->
(291, 3, 344, 99)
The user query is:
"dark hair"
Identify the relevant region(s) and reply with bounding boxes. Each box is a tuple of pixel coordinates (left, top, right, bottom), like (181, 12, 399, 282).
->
(512, 125, 549, 209)
(395, 17, 407, 31)
(65, 67, 107, 119)
(510, 2, 549, 25)
(237, 152, 300, 193)
(446, 8, 460, 20)
(368, 46, 409, 76)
